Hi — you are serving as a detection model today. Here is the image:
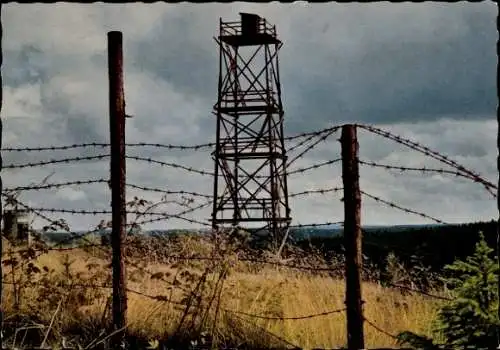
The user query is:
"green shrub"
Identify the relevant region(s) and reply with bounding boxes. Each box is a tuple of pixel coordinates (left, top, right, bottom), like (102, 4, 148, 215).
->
(397, 232, 500, 349)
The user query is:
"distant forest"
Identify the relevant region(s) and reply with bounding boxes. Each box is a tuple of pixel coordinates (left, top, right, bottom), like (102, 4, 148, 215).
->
(296, 220, 498, 271)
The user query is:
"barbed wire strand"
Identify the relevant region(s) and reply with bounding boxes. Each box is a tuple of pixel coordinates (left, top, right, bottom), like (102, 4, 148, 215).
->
(4, 180, 213, 202)
(225, 307, 345, 321)
(225, 311, 301, 349)
(289, 221, 343, 229)
(286, 126, 340, 154)
(361, 190, 448, 225)
(284, 125, 343, 142)
(363, 316, 400, 341)
(4, 155, 213, 177)
(0, 142, 214, 152)
(5, 200, 211, 237)
(125, 142, 214, 151)
(4, 179, 108, 192)
(0, 125, 344, 153)
(18, 207, 207, 218)
(1, 143, 110, 152)
(357, 124, 495, 196)
(286, 132, 323, 155)
(4, 154, 341, 181)
(45, 201, 213, 251)
(250, 157, 343, 179)
(125, 155, 214, 176)
(4, 155, 109, 169)
(285, 127, 341, 169)
(359, 159, 497, 197)
(289, 187, 343, 198)
(287, 158, 342, 176)
(133, 201, 213, 227)
(126, 184, 212, 199)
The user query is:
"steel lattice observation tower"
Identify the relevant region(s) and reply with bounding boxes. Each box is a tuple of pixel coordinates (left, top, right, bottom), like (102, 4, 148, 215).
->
(211, 13, 292, 246)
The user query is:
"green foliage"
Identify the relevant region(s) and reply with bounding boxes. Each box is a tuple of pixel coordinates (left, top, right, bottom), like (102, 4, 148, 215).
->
(435, 232, 500, 348)
(397, 232, 500, 349)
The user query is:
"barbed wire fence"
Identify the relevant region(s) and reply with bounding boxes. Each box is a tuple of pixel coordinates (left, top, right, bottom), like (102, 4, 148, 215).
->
(0, 121, 496, 349)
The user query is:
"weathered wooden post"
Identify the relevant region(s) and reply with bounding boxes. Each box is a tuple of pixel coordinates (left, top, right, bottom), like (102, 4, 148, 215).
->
(108, 30, 127, 345)
(0, 3, 4, 348)
(496, 2, 500, 345)
(341, 124, 365, 350)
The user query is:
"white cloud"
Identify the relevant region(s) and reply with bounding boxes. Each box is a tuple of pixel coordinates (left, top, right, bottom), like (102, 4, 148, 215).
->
(3, 4, 169, 54)
(56, 187, 86, 202)
(3, 84, 43, 119)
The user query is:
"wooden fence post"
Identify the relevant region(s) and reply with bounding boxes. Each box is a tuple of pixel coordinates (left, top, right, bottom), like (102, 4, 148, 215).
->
(108, 30, 127, 346)
(0, 4, 4, 348)
(496, 2, 500, 344)
(341, 124, 365, 350)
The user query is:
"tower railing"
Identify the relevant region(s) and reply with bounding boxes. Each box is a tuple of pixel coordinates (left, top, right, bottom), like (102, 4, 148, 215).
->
(220, 17, 277, 39)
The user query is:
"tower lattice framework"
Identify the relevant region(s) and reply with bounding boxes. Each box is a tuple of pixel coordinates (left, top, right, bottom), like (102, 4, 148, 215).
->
(211, 13, 292, 243)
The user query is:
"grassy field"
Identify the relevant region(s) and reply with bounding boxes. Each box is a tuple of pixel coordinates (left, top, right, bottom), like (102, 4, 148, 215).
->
(1, 234, 448, 349)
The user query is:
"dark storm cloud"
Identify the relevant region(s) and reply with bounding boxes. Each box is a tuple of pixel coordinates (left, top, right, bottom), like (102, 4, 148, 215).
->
(3, 43, 110, 145)
(282, 3, 495, 129)
(127, 3, 495, 135)
(126, 11, 220, 140)
(130, 11, 218, 100)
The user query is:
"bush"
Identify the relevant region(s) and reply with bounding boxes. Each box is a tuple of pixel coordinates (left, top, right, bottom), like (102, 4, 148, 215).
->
(397, 232, 500, 349)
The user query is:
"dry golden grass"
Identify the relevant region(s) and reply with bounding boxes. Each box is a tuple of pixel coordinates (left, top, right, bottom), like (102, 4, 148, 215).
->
(2, 238, 445, 349)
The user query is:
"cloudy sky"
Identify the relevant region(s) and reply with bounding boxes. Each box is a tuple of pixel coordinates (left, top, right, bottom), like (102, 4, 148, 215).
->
(1, 2, 497, 232)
